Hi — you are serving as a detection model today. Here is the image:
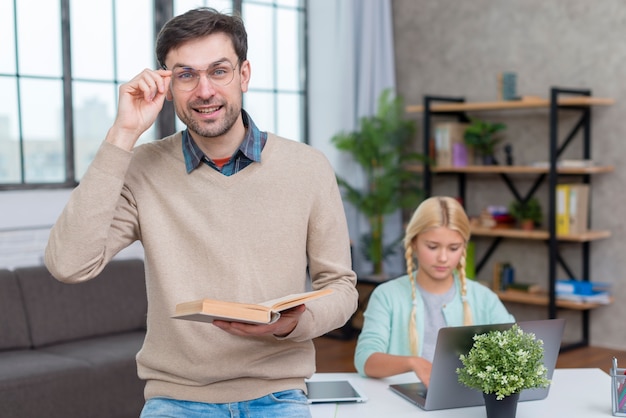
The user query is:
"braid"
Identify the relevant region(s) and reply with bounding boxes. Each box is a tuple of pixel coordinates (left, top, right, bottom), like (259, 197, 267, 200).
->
(405, 245, 419, 356)
(457, 249, 473, 325)
(404, 196, 473, 357)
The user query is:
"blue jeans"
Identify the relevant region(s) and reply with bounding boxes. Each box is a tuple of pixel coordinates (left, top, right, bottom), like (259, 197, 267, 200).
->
(140, 390, 311, 418)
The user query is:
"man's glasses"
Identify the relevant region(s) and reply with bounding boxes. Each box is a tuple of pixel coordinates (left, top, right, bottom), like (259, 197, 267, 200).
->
(165, 62, 239, 91)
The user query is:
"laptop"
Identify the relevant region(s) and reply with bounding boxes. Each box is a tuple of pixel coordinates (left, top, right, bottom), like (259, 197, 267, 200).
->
(305, 380, 368, 404)
(389, 319, 565, 410)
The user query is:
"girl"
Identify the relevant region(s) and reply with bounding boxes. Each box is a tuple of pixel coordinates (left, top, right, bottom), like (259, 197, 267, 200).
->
(354, 196, 514, 386)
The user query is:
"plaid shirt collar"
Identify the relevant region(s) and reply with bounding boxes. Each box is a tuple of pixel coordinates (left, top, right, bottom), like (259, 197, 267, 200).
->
(182, 109, 266, 174)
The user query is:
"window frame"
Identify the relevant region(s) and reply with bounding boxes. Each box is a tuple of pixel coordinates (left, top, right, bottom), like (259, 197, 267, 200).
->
(0, 0, 308, 191)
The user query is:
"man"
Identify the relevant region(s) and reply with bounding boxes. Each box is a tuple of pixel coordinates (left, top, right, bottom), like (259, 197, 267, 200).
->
(45, 7, 357, 418)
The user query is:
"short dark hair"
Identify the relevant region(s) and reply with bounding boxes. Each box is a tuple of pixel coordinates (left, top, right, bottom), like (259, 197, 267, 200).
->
(156, 7, 248, 68)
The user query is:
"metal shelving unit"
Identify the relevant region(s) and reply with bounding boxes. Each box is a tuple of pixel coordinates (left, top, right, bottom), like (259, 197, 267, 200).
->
(408, 88, 614, 349)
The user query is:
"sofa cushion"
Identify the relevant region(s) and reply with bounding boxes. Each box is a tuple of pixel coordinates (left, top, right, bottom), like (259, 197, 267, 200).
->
(16, 259, 147, 348)
(0, 350, 94, 418)
(0, 269, 31, 351)
(40, 332, 146, 417)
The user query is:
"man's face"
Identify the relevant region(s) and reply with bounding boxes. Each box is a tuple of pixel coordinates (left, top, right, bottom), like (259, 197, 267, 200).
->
(164, 33, 251, 141)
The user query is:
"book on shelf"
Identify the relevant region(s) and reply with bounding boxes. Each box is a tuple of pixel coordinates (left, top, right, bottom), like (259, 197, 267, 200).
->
(492, 261, 515, 291)
(465, 241, 476, 280)
(434, 122, 471, 167)
(172, 288, 333, 325)
(556, 184, 590, 235)
(556, 279, 611, 295)
(531, 159, 596, 169)
(556, 290, 611, 304)
(556, 279, 611, 305)
(505, 282, 545, 294)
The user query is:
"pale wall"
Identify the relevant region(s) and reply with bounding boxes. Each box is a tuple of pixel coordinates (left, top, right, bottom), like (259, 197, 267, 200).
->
(392, 0, 626, 349)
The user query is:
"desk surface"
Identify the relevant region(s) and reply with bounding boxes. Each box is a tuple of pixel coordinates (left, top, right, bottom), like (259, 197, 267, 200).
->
(309, 369, 611, 417)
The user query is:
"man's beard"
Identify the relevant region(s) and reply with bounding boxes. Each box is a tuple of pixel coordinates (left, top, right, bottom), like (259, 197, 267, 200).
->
(177, 101, 240, 139)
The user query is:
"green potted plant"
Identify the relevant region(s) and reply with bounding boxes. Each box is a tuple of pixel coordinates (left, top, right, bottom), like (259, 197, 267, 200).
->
(331, 89, 424, 276)
(463, 117, 506, 165)
(508, 197, 543, 230)
(456, 324, 550, 418)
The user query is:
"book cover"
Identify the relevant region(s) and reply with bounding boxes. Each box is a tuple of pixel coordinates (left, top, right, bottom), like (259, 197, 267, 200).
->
(173, 288, 333, 324)
(556, 184, 570, 235)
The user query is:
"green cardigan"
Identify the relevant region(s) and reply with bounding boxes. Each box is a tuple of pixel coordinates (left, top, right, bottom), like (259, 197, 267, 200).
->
(354, 274, 514, 376)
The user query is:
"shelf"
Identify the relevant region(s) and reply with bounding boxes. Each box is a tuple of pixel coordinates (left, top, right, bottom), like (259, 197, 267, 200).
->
(406, 95, 615, 114)
(471, 226, 611, 242)
(406, 164, 614, 175)
(417, 87, 614, 349)
(496, 290, 613, 311)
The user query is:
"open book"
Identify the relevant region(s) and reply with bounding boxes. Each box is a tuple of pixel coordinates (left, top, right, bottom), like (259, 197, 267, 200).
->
(173, 288, 333, 324)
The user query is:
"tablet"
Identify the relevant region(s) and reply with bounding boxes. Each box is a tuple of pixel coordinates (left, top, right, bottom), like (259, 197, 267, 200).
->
(305, 380, 368, 404)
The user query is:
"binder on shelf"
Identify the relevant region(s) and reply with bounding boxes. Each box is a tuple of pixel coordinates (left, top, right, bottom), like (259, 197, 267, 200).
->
(556, 184, 570, 235)
(556, 184, 590, 235)
(568, 184, 590, 234)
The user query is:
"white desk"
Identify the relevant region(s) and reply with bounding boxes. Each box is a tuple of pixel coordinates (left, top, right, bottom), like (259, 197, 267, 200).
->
(309, 369, 611, 417)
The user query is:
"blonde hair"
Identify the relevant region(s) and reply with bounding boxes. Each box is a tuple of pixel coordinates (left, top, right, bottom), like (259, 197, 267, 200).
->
(404, 196, 473, 356)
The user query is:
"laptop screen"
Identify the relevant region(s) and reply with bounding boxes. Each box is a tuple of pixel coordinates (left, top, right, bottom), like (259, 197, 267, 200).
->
(389, 319, 565, 410)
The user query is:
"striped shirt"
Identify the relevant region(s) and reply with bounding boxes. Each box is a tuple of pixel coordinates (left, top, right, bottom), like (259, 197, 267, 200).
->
(182, 109, 267, 176)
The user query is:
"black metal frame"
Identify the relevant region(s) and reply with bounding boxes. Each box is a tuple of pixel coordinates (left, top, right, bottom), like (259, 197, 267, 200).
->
(422, 87, 596, 350)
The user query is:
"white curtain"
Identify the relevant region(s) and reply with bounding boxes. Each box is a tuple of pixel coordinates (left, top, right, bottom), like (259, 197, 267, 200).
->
(308, 0, 402, 276)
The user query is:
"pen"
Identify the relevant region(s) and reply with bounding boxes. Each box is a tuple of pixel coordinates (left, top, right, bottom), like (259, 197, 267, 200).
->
(616, 358, 626, 411)
(619, 387, 626, 410)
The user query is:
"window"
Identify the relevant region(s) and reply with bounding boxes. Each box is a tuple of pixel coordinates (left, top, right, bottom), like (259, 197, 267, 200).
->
(174, 0, 307, 142)
(0, 0, 307, 189)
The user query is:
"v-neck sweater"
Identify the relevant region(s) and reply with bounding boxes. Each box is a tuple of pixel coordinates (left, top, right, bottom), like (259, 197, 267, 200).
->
(45, 132, 358, 404)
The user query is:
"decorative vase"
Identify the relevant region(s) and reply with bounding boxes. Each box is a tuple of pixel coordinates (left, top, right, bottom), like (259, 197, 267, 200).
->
(483, 392, 520, 418)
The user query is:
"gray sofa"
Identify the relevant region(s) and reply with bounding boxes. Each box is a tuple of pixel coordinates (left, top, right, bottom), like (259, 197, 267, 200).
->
(0, 258, 147, 418)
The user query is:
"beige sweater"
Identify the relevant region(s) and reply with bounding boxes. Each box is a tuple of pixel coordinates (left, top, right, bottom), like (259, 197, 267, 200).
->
(45, 132, 358, 403)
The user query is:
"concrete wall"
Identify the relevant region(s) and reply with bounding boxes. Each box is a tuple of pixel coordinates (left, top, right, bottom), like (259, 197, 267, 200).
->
(392, 0, 626, 349)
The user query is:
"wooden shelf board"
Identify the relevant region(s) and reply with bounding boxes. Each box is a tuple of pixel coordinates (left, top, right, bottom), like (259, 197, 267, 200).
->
(406, 96, 615, 114)
(425, 165, 614, 174)
(406, 164, 614, 175)
(496, 290, 613, 310)
(471, 226, 611, 241)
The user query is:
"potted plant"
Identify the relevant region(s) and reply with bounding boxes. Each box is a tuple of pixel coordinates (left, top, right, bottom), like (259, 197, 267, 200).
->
(508, 197, 543, 230)
(456, 324, 550, 418)
(331, 89, 424, 276)
(463, 117, 506, 165)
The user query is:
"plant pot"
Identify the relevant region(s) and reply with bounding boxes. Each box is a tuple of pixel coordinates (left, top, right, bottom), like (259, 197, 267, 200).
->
(482, 154, 497, 165)
(520, 219, 535, 231)
(483, 392, 520, 418)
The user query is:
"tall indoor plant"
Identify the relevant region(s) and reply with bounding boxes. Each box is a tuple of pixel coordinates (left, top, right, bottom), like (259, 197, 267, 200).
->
(331, 89, 424, 276)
